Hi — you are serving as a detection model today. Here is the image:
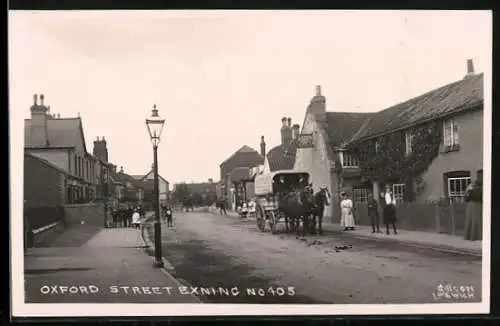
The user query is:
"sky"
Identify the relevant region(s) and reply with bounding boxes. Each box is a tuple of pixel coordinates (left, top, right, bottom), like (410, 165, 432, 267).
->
(8, 10, 492, 184)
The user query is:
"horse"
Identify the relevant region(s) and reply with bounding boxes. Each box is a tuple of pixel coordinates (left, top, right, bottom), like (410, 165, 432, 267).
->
(278, 185, 315, 236)
(310, 187, 331, 235)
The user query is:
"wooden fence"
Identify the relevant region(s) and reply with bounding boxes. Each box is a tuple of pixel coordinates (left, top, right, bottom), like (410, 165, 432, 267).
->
(353, 202, 470, 236)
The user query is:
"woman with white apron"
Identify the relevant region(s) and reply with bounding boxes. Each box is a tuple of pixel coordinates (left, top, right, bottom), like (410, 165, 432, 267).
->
(340, 192, 355, 231)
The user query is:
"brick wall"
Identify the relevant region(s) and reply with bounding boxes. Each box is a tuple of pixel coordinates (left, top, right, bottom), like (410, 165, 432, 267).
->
(24, 154, 65, 208)
(64, 203, 105, 226)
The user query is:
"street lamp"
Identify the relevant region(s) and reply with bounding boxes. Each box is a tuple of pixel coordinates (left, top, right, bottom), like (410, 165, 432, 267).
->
(145, 104, 166, 268)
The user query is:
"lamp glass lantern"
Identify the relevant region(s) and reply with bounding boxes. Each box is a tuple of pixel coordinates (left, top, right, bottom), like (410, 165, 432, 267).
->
(145, 104, 166, 147)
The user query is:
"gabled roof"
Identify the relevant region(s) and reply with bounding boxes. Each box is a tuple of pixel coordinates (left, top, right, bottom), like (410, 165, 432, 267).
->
(24, 117, 88, 153)
(220, 145, 263, 166)
(138, 170, 169, 184)
(220, 145, 264, 176)
(350, 73, 484, 143)
(324, 112, 374, 148)
(266, 139, 298, 172)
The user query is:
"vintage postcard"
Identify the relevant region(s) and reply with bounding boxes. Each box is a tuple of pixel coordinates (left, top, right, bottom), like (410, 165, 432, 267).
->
(9, 10, 491, 318)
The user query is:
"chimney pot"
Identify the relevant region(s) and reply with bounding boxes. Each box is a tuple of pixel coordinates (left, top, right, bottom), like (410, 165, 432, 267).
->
(315, 85, 321, 96)
(57, 113, 60, 118)
(467, 59, 475, 75)
(40, 94, 44, 106)
(287, 117, 292, 127)
(33, 94, 38, 105)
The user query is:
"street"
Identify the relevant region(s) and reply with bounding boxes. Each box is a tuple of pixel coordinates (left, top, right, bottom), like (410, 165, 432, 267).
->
(147, 211, 482, 304)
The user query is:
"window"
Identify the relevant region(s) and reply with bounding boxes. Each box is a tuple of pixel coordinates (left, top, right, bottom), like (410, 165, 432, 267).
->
(405, 130, 415, 155)
(447, 176, 471, 203)
(392, 184, 405, 201)
(443, 119, 459, 147)
(375, 139, 381, 153)
(340, 151, 359, 167)
(352, 187, 370, 202)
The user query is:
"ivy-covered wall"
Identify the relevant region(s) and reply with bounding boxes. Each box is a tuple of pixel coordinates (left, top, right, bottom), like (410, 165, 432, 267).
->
(349, 120, 442, 201)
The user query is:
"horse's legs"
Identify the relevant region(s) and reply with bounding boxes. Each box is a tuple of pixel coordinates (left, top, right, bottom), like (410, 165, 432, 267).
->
(284, 216, 289, 233)
(318, 214, 323, 235)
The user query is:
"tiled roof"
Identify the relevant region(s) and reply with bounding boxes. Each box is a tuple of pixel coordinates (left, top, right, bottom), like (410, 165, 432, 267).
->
(220, 145, 264, 175)
(324, 112, 374, 148)
(24, 117, 88, 152)
(266, 139, 298, 172)
(350, 73, 484, 142)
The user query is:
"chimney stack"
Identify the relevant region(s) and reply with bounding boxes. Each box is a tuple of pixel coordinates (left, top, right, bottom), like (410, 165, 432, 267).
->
(29, 93, 50, 147)
(260, 135, 266, 157)
(466, 59, 475, 76)
(309, 85, 326, 123)
(292, 124, 300, 139)
(40, 94, 45, 106)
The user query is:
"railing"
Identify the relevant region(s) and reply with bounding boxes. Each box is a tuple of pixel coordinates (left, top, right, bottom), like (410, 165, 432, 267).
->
(353, 200, 474, 236)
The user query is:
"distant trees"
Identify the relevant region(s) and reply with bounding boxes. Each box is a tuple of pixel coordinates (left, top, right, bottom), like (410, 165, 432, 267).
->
(173, 182, 190, 204)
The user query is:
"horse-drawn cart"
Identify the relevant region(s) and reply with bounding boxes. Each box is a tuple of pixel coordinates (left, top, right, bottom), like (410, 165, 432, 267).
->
(253, 170, 310, 234)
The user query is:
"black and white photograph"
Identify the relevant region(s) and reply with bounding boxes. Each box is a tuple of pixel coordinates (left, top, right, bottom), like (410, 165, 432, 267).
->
(10, 10, 491, 317)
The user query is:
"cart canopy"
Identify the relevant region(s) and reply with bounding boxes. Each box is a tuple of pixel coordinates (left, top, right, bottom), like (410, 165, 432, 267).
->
(254, 170, 309, 196)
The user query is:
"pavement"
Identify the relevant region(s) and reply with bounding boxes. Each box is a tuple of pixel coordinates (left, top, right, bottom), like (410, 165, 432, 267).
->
(207, 209, 482, 257)
(24, 226, 200, 303)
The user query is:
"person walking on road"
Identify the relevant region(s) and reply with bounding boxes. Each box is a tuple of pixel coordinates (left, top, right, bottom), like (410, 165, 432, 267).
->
(382, 184, 398, 235)
(132, 208, 141, 229)
(367, 192, 381, 233)
(219, 197, 228, 216)
(464, 169, 483, 241)
(165, 205, 174, 228)
(340, 192, 355, 231)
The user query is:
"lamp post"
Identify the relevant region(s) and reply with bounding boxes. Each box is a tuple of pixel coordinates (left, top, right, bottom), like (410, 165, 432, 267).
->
(145, 104, 166, 268)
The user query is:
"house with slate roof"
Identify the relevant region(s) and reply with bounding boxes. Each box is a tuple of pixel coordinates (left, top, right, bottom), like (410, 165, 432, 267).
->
(24, 94, 99, 203)
(218, 145, 264, 210)
(132, 166, 170, 204)
(348, 59, 484, 205)
(294, 59, 484, 222)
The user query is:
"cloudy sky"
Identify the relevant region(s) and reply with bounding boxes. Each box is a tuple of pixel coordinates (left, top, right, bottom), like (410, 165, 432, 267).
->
(9, 10, 491, 184)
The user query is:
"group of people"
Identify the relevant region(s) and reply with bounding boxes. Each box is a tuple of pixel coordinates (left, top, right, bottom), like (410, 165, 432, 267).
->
(340, 184, 398, 235)
(107, 205, 146, 229)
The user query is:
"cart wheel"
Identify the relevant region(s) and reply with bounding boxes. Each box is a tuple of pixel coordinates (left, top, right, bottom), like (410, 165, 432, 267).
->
(269, 211, 278, 234)
(256, 206, 266, 232)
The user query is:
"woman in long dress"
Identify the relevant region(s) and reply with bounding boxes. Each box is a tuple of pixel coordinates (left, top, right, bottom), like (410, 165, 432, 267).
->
(340, 192, 355, 231)
(464, 169, 483, 241)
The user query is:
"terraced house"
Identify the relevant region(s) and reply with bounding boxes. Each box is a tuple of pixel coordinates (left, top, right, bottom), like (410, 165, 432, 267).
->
(294, 59, 484, 222)
(24, 94, 98, 203)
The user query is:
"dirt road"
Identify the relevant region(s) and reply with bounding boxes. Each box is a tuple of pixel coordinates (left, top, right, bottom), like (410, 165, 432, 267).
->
(149, 211, 482, 304)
